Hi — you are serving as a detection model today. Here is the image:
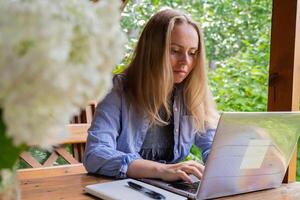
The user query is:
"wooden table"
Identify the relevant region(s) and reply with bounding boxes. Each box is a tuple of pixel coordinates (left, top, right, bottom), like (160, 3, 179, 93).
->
(19, 169, 300, 200)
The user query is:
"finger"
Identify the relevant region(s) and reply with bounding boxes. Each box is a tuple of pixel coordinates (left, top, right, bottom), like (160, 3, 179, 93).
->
(183, 161, 205, 174)
(176, 169, 193, 183)
(190, 163, 205, 174)
(180, 166, 203, 180)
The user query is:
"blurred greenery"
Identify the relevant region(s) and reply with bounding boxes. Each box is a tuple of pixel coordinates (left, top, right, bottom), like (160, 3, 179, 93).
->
(16, 0, 300, 181)
(0, 109, 27, 170)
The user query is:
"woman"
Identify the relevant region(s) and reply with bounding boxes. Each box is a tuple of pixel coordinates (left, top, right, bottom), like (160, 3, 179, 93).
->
(83, 9, 219, 183)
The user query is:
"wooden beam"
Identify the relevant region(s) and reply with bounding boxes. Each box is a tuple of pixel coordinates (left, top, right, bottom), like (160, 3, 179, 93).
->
(294, 2, 300, 110)
(268, 0, 300, 183)
(17, 163, 86, 180)
(55, 146, 80, 164)
(62, 123, 90, 144)
(19, 152, 42, 168)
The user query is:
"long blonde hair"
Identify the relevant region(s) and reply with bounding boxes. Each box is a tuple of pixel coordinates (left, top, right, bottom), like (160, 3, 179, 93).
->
(124, 9, 219, 132)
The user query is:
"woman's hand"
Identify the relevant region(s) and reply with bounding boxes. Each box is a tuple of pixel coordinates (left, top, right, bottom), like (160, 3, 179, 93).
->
(158, 160, 205, 183)
(127, 159, 204, 183)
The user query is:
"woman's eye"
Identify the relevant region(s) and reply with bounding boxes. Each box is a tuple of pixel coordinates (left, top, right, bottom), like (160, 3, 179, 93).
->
(171, 49, 180, 54)
(189, 51, 197, 56)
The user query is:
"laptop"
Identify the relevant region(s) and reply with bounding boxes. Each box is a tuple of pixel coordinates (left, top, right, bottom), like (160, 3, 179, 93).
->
(140, 112, 300, 199)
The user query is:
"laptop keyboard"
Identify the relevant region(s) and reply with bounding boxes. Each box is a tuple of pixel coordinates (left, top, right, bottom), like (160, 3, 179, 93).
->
(168, 181, 201, 194)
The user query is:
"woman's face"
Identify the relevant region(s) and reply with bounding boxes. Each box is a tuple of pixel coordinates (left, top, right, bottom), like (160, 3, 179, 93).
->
(170, 23, 199, 84)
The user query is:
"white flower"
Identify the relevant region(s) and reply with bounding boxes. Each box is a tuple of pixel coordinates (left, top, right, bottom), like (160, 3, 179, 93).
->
(0, 169, 20, 199)
(0, 0, 126, 147)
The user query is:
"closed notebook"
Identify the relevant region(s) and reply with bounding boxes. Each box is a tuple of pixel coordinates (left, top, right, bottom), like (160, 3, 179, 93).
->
(85, 178, 187, 200)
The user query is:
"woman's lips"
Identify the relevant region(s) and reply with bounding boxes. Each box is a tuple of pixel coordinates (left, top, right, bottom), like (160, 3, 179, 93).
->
(173, 70, 187, 75)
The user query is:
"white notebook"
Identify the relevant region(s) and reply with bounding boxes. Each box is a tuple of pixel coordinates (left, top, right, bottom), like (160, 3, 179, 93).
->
(85, 178, 187, 200)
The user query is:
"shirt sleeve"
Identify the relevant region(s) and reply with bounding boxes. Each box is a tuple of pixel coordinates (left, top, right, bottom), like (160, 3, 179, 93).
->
(83, 78, 141, 178)
(194, 128, 216, 163)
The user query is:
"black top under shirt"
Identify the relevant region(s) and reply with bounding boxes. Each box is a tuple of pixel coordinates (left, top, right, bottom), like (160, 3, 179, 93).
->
(139, 93, 175, 162)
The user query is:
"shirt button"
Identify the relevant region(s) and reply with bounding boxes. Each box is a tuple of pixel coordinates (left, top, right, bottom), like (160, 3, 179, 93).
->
(175, 128, 179, 133)
(174, 107, 178, 112)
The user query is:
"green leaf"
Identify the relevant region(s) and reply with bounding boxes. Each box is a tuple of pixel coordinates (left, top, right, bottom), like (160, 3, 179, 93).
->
(151, 0, 160, 6)
(0, 109, 27, 170)
(15, 39, 35, 57)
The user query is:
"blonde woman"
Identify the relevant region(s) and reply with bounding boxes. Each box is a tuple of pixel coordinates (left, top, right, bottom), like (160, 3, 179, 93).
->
(83, 9, 219, 183)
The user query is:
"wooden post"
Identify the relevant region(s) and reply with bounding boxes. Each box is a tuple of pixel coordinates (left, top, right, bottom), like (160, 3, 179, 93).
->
(268, 0, 300, 183)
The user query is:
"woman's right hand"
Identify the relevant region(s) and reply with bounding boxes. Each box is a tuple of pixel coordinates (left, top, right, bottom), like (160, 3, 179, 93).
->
(158, 160, 205, 183)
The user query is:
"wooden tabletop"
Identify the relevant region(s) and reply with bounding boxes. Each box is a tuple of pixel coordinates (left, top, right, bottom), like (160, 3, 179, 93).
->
(19, 166, 300, 200)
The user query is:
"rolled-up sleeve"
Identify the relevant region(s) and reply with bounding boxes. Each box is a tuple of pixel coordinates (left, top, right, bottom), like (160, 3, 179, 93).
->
(194, 128, 216, 163)
(83, 80, 141, 178)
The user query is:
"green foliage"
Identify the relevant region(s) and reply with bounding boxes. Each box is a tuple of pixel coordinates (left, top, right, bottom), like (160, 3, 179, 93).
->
(0, 109, 27, 170)
(121, 0, 272, 62)
(186, 145, 203, 163)
(208, 31, 270, 112)
(298, 142, 300, 179)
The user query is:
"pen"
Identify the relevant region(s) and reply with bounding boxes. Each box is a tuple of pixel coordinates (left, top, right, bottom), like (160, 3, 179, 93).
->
(127, 181, 166, 200)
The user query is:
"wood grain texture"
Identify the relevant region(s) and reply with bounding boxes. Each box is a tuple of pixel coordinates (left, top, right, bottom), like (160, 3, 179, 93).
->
(55, 146, 80, 164)
(19, 172, 300, 200)
(17, 164, 86, 180)
(63, 123, 90, 144)
(19, 152, 42, 168)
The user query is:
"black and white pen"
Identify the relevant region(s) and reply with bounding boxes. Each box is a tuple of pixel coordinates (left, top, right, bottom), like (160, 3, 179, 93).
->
(127, 181, 166, 200)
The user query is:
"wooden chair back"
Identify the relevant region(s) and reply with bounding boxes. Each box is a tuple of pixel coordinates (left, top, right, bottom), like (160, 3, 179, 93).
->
(18, 102, 96, 168)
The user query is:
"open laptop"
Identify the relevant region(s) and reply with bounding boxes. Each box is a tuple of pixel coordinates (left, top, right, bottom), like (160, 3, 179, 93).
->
(140, 112, 300, 199)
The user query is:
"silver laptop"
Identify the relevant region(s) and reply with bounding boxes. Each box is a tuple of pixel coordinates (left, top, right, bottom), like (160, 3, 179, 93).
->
(141, 112, 300, 199)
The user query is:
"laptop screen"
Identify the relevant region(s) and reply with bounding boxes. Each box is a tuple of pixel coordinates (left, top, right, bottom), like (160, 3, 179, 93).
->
(198, 112, 300, 199)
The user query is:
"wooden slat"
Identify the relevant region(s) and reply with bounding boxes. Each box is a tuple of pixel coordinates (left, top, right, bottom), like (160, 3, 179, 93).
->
(17, 164, 87, 180)
(121, 0, 129, 11)
(79, 144, 85, 162)
(19, 152, 42, 168)
(42, 152, 59, 167)
(73, 144, 80, 161)
(72, 144, 86, 163)
(85, 105, 93, 123)
(55, 146, 79, 164)
(268, 0, 300, 182)
(285, 145, 299, 183)
(79, 109, 87, 123)
(62, 123, 90, 144)
(73, 144, 85, 163)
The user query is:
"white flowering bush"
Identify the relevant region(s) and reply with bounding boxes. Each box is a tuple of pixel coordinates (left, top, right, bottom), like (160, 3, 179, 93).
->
(0, 0, 125, 177)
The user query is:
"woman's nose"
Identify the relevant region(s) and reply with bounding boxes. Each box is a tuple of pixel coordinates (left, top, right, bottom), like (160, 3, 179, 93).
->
(179, 52, 190, 64)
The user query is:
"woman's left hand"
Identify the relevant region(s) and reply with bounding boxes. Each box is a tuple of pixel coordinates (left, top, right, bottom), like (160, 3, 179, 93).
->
(158, 160, 205, 183)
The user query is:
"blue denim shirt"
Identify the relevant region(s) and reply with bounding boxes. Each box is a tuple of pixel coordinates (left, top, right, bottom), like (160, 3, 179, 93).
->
(83, 74, 216, 178)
